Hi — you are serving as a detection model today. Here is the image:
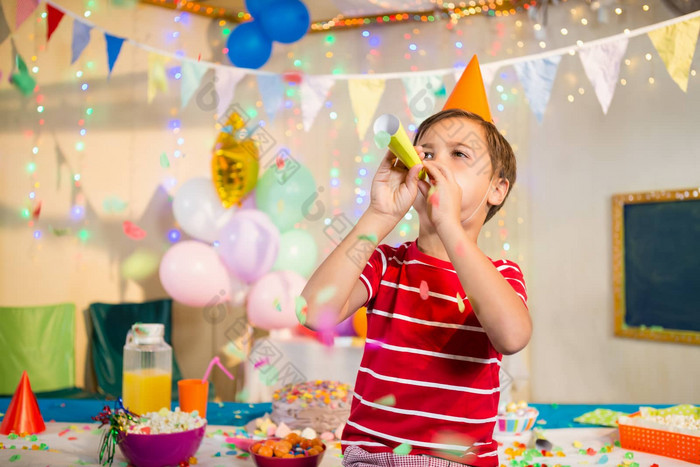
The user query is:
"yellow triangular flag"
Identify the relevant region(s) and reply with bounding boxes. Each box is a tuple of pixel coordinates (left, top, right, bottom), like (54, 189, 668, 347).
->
(147, 53, 169, 103)
(648, 17, 700, 92)
(348, 78, 386, 140)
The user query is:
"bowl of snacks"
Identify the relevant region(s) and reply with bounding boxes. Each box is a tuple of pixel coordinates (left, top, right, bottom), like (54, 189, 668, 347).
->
(250, 433, 326, 467)
(496, 401, 539, 434)
(116, 408, 207, 467)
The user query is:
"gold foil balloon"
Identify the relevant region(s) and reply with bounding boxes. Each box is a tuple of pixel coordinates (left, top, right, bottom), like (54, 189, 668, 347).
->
(211, 112, 259, 208)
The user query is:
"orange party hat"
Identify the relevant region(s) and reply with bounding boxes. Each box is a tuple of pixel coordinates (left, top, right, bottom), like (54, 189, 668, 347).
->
(443, 55, 492, 123)
(0, 371, 46, 435)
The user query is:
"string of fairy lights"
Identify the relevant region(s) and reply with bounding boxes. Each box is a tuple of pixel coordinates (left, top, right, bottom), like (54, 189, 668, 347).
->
(12, 0, 695, 266)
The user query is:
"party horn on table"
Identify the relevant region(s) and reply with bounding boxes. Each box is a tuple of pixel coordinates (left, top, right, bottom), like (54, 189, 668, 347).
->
(373, 114, 427, 180)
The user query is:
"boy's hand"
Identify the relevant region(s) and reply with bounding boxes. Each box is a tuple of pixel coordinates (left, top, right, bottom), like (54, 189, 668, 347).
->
(418, 161, 463, 232)
(367, 150, 424, 225)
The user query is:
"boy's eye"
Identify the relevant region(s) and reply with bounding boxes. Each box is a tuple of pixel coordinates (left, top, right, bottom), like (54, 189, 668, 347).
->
(454, 151, 469, 158)
(423, 152, 434, 160)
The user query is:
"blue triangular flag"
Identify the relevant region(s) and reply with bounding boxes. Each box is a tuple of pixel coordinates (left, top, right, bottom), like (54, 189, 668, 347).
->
(105, 32, 125, 75)
(513, 56, 561, 123)
(256, 74, 284, 119)
(71, 19, 92, 64)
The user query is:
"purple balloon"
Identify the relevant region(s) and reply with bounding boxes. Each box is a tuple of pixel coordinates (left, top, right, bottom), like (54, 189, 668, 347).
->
(217, 210, 279, 284)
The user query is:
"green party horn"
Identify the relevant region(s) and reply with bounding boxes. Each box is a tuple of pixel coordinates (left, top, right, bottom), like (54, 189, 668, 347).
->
(373, 114, 427, 180)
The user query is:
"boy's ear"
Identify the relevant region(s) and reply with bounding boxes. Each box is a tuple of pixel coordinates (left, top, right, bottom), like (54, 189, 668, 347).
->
(487, 177, 509, 208)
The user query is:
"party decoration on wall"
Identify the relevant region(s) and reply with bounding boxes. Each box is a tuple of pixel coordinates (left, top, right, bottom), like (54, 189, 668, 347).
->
(247, 270, 307, 330)
(147, 53, 169, 103)
(513, 55, 562, 122)
(70, 20, 92, 64)
(444, 55, 493, 122)
(578, 39, 629, 114)
(120, 248, 160, 281)
(272, 228, 318, 278)
(159, 240, 231, 307)
(258, 0, 310, 44)
(214, 67, 247, 117)
(0, 3, 10, 45)
(402, 74, 444, 124)
(300, 75, 335, 131)
(647, 16, 700, 92)
(181, 60, 208, 108)
(172, 177, 233, 243)
(255, 162, 317, 232)
(216, 210, 280, 284)
(122, 220, 147, 240)
(16, 0, 39, 29)
(211, 112, 259, 208)
(46, 3, 65, 42)
(256, 74, 285, 118)
(0, 371, 46, 435)
(349, 79, 386, 140)
(226, 20, 272, 69)
(10, 48, 36, 96)
(105, 33, 125, 75)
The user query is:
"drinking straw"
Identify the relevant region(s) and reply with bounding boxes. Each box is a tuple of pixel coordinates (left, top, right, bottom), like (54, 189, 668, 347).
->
(202, 356, 234, 383)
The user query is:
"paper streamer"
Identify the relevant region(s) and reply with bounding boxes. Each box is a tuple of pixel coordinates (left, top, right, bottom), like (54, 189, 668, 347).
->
(513, 56, 562, 122)
(301, 75, 335, 131)
(70, 20, 92, 64)
(578, 38, 628, 114)
(648, 17, 700, 92)
(349, 78, 386, 140)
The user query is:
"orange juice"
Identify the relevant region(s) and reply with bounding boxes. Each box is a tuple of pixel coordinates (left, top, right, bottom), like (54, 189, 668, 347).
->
(122, 369, 172, 415)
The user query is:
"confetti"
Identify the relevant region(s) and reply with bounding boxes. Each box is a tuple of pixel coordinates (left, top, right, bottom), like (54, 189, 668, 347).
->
(295, 296, 308, 325)
(275, 154, 286, 170)
(624, 451, 634, 459)
(586, 447, 596, 455)
(123, 221, 147, 240)
(572, 440, 582, 448)
(393, 443, 412, 456)
(419, 280, 430, 300)
(9, 454, 20, 462)
(103, 196, 128, 213)
(253, 357, 270, 369)
(273, 297, 282, 312)
(455, 242, 465, 256)
(32, 201, 42, 220)
(374, 130, 391, 149)
(456, 293, 465, 313)
(427, 185, 439, 207)
(197, 53, 201, 61)
(317, 286, 337, 304)
(597, 455, 609, 464)
(374, 394, 396, 407)
(358, 233, 378, 245)
(160, 152, 170, 168)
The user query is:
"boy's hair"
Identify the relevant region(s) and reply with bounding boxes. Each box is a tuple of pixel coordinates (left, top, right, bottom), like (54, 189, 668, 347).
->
(413, 108, 516, 223)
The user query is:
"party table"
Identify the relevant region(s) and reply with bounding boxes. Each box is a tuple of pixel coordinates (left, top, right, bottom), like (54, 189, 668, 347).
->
(1, 400, 697, 466)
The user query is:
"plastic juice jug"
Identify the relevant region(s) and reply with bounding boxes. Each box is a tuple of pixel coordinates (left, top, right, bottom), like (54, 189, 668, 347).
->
(122, 323, 172, 415)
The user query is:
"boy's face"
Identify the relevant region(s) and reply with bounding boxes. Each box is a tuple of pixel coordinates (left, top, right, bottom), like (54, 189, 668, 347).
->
(413, 116, 495, 226)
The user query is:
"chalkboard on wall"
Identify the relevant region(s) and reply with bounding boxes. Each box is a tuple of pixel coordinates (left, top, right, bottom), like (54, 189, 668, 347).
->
(612, 188, 700, 345)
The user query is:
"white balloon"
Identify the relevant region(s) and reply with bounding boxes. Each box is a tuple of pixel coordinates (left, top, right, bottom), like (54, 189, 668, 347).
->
(173, 178, 233, 243)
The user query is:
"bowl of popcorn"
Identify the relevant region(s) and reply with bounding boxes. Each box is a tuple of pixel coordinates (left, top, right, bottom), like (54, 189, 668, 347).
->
(496, 401, 539, 433)
(250, 433, 326, 467)
(117, 408, 207, 467)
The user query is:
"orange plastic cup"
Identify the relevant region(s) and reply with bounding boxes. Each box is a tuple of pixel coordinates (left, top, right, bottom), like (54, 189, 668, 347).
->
(178, 379, 209, 418)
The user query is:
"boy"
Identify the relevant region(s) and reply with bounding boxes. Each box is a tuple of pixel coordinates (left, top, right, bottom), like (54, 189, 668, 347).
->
(301, 56, 531, 466)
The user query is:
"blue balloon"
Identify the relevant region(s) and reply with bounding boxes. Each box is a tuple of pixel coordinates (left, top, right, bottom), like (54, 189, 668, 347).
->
(259, 0, 310, 44)
(245, 0, 273, 19)
(226, 21, 273, 69)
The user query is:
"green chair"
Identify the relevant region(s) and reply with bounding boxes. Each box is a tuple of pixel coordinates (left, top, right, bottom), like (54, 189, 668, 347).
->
(88, 299, 185, 398)
(0, 303, 78, 395)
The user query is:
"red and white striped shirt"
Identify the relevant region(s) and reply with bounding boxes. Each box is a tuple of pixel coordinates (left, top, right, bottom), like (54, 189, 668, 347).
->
(341, 240, 528, 467)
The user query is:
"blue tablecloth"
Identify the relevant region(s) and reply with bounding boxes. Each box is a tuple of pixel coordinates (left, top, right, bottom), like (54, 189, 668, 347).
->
(0, 398, 682, 428)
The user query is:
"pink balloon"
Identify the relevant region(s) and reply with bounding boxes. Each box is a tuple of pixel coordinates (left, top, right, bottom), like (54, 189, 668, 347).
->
(217, 210, 279, 284)
(239, 192, 257, 210)
(246, 270, 306, 330)
(159, 241, 231, 307)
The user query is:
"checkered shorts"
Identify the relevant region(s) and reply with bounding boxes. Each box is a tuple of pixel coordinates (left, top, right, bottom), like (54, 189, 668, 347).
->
(341, 445, 474, 467)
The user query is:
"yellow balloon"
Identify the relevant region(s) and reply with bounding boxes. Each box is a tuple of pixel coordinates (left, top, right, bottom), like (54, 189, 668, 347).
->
(353, 306, 367, 339)
(211, 112, 259, 208)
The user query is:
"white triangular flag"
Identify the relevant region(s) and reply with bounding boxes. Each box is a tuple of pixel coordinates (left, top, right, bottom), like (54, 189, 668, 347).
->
(579, 38, 628, 114)
(181, 60, 208, 108)
(402, 74, 444, 125)
(514, 56, 561, 122)
(215, 67, 246, 118)
(300, 75, 335, 131)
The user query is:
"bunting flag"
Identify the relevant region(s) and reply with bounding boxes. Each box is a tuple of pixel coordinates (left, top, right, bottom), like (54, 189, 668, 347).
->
(0, 1, 10, 45)
(256, 74, 285, 119)
(480, 63, 500, 91)
(147, 53, 169, 103)
(348, 78, 386, 140)
(181, 60, 208, 108)
(71, 20, 92, 64)
(300, 75, 335, 131)
(648, 17, 700, 93)
(10, 42, 36, 96)
(578, 38, 628, 114)
(16, 0, 39, 29)
(513, 56, 561, 122)
(46, 3, 65, 42)
(402, 74, 444, 125)
(105, 33, 125, 76)
(214, 67, 246, 118)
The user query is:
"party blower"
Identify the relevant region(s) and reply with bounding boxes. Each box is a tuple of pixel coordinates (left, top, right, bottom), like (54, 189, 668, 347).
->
(373, 114, 427, 181)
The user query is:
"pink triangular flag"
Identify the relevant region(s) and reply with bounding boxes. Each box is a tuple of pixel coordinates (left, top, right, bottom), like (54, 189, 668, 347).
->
(16, 0, 39, 29)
